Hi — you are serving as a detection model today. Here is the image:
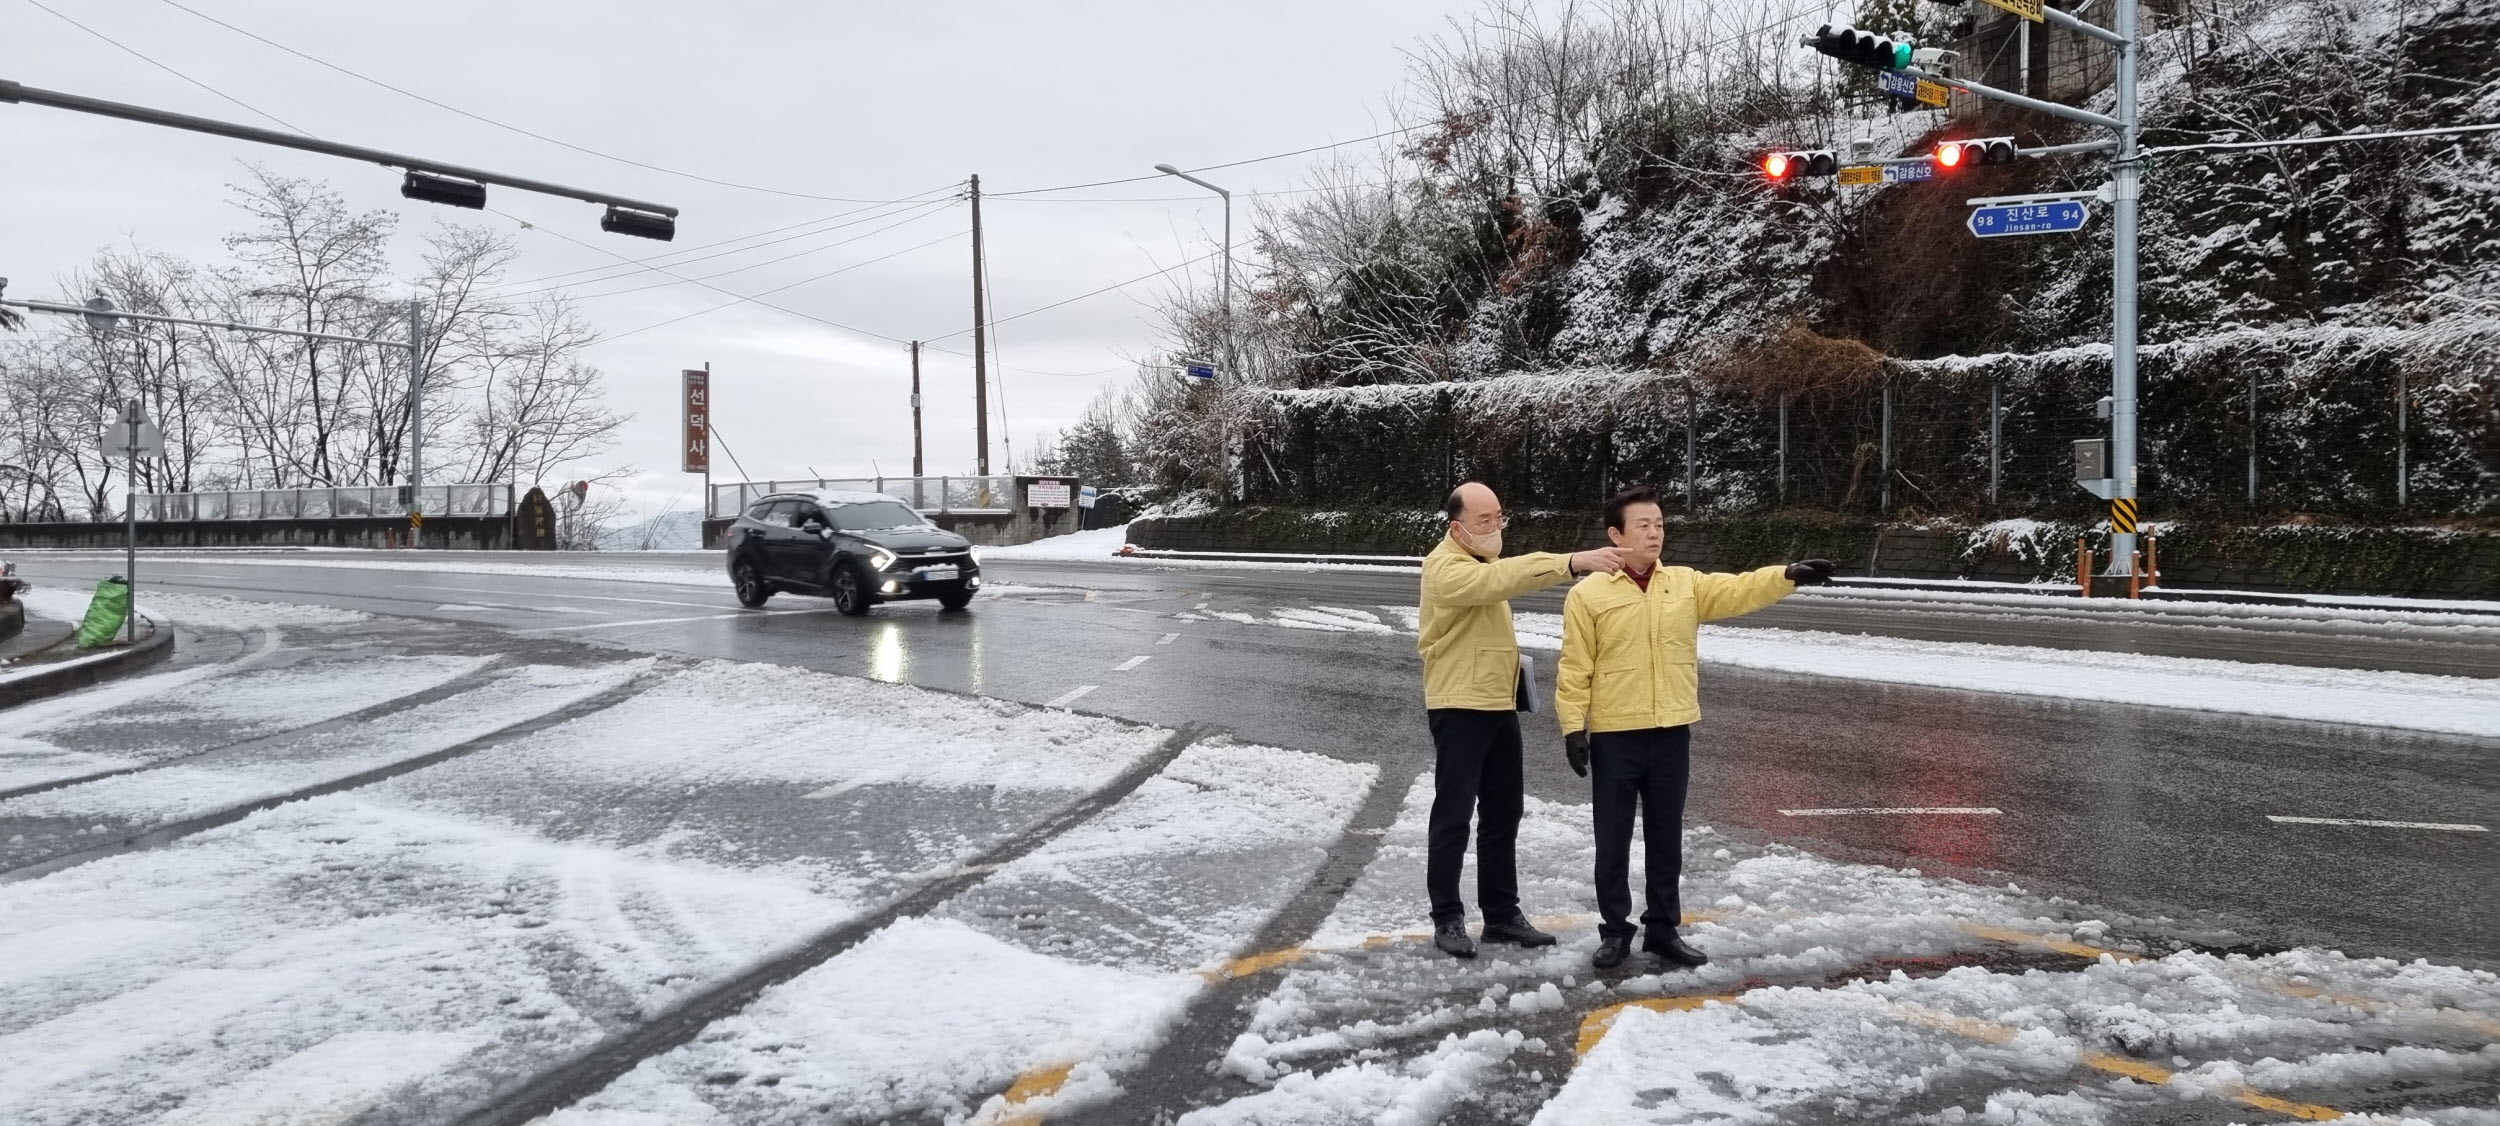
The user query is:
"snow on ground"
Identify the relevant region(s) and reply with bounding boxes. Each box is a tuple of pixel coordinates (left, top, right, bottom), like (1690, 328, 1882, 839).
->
(547, 741, 1378, 1124)
(1221, 604, 2500, 737)
(116, 554, 736, 590)
(1, 652, 492, 792)
(0, 655, 1203, 1125)
(0, 660, 647, 871)
(1192, 776, 2500, 1125)
(1798, 582, 2500, 630)
(980, 524, 1136, 560)
(1546, 949, 2500, 1124)
(16, 585, 372, 632)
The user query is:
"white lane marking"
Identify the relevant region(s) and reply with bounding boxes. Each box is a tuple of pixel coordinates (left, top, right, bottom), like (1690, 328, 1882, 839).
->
(1194, 601, 1210, 610)
(152, 1030, 486, 1125)
(1046, 685, 1098, 708)
(0, 969, 307, 1100)
(1112, 655, 1151, 672)
(432, 603, 597, 616)
(1157, 632, 1180, 645)
(406, 583, 726, 610)
(510, 608, 841, 633)
(2267, 815, 2488, 832)
(1778, 807, 2004, 816)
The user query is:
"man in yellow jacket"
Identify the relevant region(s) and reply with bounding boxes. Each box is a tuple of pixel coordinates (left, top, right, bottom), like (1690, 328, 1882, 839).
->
(1418, 481, 1624, 959)
(1555, 485, 1835, 970)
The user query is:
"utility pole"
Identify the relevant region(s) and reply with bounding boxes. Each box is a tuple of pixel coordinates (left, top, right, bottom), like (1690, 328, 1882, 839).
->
(969, 174, 990, 476)
(910, 341, 925, 477)
(405, 298, 425, 493)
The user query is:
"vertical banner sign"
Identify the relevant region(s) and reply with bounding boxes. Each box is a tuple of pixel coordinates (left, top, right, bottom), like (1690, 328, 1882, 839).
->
(682, 369, 710, 474)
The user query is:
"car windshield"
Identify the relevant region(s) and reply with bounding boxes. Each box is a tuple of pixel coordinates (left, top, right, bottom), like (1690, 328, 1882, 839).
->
(827, 500, 929, 531)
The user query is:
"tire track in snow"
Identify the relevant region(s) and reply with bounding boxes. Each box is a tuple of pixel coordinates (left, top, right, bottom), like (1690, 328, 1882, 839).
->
(445, 722, 1212, 1126)
(0, 667, 662, 885)
(0, 654, 502, 803)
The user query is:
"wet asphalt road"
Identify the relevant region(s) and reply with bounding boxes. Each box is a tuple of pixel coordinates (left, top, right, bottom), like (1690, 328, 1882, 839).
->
(7, 548, 2496, 971)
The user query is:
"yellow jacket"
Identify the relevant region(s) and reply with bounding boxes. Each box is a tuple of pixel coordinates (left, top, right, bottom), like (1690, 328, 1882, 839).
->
(1417, 533, 1576, 711)
(1555, 565, 1796, 733)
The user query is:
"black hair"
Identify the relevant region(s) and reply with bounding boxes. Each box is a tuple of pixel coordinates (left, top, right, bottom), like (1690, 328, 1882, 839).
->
(1605, 485, 1663, 530)
(1443, 482, 1482, 523)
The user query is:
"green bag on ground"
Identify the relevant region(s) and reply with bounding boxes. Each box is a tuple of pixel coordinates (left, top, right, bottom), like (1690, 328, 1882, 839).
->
(76, 576, 131, 649)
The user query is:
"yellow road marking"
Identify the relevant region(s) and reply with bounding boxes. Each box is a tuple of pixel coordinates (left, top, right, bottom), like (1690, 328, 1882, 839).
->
(1574, 995, 1740, 1055)
(991, 1061, 1075, 1126)
(1955, 921, 2142, 962)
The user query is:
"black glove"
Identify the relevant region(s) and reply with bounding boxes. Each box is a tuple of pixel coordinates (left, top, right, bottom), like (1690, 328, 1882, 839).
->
(1785, 558, 1837, 586)
(1564, 731, 1590, 778)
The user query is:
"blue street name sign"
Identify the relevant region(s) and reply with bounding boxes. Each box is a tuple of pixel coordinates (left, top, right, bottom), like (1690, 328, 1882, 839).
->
(1183, 361, 1218, 381)
(1968, 200, 2091, 237)
(1879, 71, 1917, 99)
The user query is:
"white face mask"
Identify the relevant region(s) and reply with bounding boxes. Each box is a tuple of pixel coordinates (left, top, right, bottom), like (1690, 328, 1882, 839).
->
(1455, 525, 1502, 558)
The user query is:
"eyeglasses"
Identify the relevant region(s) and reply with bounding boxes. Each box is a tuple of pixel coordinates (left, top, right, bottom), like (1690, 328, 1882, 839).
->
(1462, 513, 1511, 532)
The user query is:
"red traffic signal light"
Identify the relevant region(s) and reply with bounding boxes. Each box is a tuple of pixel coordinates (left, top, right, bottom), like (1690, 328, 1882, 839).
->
(1934, 136, 2019, 171)
(1762, 150, 1839, 181)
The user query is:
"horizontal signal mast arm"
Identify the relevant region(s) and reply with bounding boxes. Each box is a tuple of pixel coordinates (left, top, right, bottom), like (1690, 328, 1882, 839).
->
(1903, 67, 2123, 131)
(0, 77, 678, 217)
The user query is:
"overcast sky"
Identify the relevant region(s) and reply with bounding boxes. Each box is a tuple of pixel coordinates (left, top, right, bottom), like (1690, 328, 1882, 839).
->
(7, 0, 1480, 517)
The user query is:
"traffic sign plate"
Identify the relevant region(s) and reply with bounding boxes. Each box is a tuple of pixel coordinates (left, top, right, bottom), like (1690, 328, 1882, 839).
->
(1884, 162, 1934, 183)
(1836, 165, 1882, 186)
(1980, 0, 2044, 20)
(1968, 200, 2091, 237)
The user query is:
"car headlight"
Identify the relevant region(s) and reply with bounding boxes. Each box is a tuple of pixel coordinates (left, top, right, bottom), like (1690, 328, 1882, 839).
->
(970, 546, 983, 566)
(868, 546, 898, 571)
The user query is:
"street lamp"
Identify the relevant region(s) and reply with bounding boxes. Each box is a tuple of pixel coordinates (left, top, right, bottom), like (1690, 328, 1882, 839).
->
(1155, 163, 1235, 500)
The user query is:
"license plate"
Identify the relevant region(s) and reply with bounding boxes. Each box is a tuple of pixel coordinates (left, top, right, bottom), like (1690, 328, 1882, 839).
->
(919, 565, 959, 581)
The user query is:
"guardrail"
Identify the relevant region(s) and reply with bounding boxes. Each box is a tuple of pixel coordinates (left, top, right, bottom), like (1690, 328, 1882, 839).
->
(135, 484, 515, 521)
(707, 476, 1018, 518)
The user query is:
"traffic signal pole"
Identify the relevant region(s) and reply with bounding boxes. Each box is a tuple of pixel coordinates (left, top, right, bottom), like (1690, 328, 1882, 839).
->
(2108, 0, 2144, 575)
(1878, 3, 2141, 575)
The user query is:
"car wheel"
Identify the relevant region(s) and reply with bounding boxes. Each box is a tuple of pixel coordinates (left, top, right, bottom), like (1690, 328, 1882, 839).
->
(733, 559, 770, 608)
(938, 585, 974, 612)
(831, 562, 874, 616)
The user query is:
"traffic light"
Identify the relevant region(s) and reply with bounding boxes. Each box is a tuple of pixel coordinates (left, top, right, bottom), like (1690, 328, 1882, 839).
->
(1933, 136, 2019, 171)
(1802, 24, 1915, 70)
(401, 170, 487, 210)
(1762, 150, 1839, 181)
(600, 206, 677, 242)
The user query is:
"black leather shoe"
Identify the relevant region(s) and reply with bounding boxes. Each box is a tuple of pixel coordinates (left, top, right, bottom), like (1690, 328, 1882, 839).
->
(1480, 915, 1557, 948)
(1592, 934, 1632, 970)
(1433, 922, 1477, 959)
(1645, 934, 1708, 968)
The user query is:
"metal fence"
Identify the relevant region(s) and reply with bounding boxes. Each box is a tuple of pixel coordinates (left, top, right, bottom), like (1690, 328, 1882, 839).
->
(135, 484, 515, 521)
(707, 476, 1018, 519)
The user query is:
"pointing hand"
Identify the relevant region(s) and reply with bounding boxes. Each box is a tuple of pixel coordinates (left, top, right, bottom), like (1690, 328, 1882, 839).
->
(1571, 547, 1626, 576)
(1785, 558, 1837, 586)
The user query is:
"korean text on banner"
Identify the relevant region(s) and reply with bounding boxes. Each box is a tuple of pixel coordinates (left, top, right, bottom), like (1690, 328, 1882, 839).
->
(682, 368, 710, 474)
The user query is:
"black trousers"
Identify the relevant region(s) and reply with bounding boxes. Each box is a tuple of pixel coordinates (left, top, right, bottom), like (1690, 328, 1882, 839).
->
(1425, 708, 1523, 926)
(1589, 725, 1692, 940)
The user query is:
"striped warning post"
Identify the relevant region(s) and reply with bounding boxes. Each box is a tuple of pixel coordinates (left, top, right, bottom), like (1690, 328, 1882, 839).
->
(2109, 497, 2138, 534)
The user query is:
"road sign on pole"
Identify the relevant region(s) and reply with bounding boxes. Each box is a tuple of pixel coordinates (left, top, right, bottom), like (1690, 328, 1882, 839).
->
(1182, 360, 1218, 382)
(1980, 0, 2044, 20)
(1967, 200, 2091, 237)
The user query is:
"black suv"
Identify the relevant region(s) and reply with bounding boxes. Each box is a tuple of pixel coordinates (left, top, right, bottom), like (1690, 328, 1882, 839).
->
(724, 491, 982, 615)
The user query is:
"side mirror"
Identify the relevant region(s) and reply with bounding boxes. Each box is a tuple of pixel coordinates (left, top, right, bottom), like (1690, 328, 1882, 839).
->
(800, 519, 827, 536)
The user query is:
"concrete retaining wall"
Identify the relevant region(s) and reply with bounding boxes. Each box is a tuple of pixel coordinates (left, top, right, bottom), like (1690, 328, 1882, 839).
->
(700, 507, 1082, 550)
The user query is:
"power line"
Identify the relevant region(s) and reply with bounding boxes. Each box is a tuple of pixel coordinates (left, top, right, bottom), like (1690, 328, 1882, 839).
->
(598, 228, 967, 343)
(150, 0, 946, 205)
(492, 206, 921, 346)
(508, 196, 961, 301)
(493, 182, 965, 290)
(990, 0, 1828, 200)
(23, 0, 303, 132)
(2146, 120, 2500, 156)
(923, 246, 1224, 344)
